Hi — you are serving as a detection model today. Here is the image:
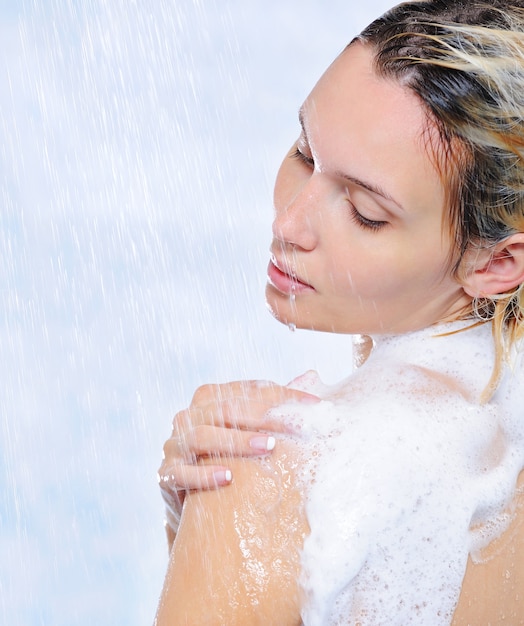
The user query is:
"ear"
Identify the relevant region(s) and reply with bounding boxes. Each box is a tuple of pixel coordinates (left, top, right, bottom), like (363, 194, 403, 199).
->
(462, 233, 524, 298)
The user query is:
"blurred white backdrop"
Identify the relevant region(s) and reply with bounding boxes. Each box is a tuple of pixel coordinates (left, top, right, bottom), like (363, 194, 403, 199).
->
(0, 1, 393, 623)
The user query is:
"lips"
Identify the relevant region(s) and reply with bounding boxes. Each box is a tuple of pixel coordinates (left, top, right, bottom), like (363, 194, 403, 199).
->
(267, 256, 314, 295)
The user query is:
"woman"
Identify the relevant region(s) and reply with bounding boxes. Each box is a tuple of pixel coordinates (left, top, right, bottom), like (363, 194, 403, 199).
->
(156, 1, 524, 623)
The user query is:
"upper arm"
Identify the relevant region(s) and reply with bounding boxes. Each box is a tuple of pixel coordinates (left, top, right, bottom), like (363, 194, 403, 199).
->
(155, 441, 307, 626)
(452, 469, 524, 625)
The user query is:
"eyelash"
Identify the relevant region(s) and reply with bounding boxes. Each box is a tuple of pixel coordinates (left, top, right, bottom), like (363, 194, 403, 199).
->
(291, 147, 314, 167)
(291, 147, 387, 231)
(349, 204, 387, 231)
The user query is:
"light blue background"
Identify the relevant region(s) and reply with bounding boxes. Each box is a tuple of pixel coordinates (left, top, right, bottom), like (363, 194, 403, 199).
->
(0, 1, 392, 623)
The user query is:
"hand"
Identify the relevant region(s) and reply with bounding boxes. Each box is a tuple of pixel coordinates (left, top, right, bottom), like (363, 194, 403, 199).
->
(158, 379, 320, 540)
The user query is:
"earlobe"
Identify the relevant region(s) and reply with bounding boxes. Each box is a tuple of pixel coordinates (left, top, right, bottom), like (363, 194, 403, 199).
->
(462, 234, 524, 298)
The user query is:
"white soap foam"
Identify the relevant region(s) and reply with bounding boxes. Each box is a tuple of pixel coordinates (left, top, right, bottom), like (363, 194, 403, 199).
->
(270, 321, 524, 625)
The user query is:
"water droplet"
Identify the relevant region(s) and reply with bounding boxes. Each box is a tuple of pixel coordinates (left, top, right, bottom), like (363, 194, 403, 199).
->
(288, 323, 296, 332)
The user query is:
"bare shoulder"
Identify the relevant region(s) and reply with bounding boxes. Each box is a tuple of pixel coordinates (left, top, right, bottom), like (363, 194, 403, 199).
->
(452, 470, 524, 625)
(155, 439, 307, 626)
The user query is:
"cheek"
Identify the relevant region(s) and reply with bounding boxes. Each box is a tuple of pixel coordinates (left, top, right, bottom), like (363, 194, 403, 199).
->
(327, 242, 419, 298)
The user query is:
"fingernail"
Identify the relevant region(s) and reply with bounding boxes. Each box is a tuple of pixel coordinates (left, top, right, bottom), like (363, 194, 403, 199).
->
(249, 435, 276, 453)
(299, 394, 321, 404)
(213, 469, 232, 485)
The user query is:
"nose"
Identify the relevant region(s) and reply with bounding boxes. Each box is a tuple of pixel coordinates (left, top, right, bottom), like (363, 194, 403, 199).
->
(272, 172, 320, 251)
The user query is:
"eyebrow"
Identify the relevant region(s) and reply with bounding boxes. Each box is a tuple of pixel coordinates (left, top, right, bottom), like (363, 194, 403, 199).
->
(298, 108, 405, 212)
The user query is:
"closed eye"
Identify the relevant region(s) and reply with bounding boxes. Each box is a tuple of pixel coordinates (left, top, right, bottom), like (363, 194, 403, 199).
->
(291, 147, 314, 168)
(349, 204, 388, 231)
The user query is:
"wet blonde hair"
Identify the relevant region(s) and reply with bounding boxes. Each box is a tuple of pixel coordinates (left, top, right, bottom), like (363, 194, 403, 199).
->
(359, 0, 524, 395)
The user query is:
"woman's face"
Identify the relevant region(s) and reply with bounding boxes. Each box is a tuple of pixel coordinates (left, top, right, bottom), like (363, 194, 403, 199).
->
(266, 42, 472, 335)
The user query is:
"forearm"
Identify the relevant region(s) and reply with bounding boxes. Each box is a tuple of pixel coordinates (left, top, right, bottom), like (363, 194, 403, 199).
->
(155, 449, 307, 626)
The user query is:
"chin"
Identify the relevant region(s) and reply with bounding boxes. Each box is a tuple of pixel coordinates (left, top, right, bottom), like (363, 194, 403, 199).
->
(265, 297, 319, 332)
(266, 298, 291, 325)
(265, 293, 298, 327)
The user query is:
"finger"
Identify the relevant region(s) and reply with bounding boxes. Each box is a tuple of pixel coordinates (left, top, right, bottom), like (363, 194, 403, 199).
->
(163, 431, 191, 463)
(164, 424, 278, 464)
(191, 380, 275, 405)
(170, 399, 279, 436)
(213, 388, 320, 431)
(191, 379, 320, 410)
(186, 424, 278, 456)
(165, 512, 178, 548)
(195, 399, 289, 431)
(184, 386, 320, 430)
(159, 462, 233, 492)
(159, 476, 185, 513)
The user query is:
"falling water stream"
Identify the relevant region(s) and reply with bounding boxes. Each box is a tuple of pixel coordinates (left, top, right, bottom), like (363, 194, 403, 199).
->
(0, 1, 392, 624)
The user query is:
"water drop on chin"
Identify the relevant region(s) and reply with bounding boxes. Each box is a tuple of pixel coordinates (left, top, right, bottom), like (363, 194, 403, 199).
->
(288, 323, 296, 332)
(290, 293, 296, 303)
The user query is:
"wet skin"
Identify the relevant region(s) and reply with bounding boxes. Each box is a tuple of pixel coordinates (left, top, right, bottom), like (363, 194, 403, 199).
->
(157, 41, 524, 625)
(266, 42, 472, 335)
